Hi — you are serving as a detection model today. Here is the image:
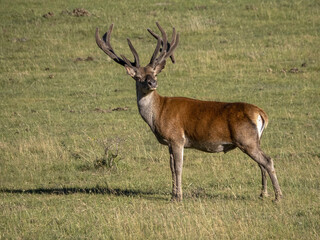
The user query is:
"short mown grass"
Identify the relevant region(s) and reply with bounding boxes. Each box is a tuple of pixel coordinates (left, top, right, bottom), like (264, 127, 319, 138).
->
(1, 0, 319, 239)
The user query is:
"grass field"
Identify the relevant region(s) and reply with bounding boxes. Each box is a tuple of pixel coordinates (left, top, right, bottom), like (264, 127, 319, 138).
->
(1, 0, 319, 239)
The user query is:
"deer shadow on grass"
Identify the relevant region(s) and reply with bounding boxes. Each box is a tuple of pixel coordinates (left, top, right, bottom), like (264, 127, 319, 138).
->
(0, 186, 253, 201)
(0, 186, 168, 201)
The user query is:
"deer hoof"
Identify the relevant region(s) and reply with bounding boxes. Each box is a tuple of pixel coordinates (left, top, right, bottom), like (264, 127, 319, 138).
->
(259, 192, 269, 199)
(171, 195, 182, 202)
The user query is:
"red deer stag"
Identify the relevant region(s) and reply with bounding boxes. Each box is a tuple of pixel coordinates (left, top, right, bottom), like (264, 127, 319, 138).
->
(95, 22, 282, 202)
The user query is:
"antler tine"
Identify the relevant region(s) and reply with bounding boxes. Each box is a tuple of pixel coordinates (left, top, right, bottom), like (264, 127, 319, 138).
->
(105, 24, 113, 49)
(164, 33, 179, 61)
(154, 22, 168, 65)
(159, 26, 178, 64)
(120, 54, 134, 68)
(147, 23, 177, 65)
(147, 24, 176, 63)
(95, 24, 139, 68)
(127, 38, 140, 67)
(96, 25, 125, 65)
(156, 22, 168, 51)
(169, 28, 177, 63)
(147, 28, 160, 40)
(149, 33, 162, 66)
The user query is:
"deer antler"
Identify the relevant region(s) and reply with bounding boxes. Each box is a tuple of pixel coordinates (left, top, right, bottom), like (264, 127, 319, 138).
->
(147, 22, 179, 65)
(95, 24, 140, 68)
(96, 23, 178, 71)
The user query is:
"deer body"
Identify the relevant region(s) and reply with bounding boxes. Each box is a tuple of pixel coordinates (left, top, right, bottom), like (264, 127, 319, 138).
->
(137, 89, 265, 153)
(96, 23, 282, 201)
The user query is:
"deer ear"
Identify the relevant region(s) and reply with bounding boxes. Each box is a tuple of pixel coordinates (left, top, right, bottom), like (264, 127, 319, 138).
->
(125, 66, 136, 77)
(154, 61, 166, 75)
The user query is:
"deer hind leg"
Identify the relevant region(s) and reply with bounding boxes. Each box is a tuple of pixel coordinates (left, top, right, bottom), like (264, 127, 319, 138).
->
(245, 147, 282, 201)
(261, 151, 283, 201)
(169, 145, 184, 201)
(258, 164, 269, 198)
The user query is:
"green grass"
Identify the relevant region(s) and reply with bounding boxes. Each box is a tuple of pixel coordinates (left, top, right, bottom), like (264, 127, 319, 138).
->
(1, 0, 319, 239)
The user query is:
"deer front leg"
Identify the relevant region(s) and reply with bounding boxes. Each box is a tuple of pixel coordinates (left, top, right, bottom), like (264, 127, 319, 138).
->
(169, 144, 184, 201)
(169, 147, 177, 198)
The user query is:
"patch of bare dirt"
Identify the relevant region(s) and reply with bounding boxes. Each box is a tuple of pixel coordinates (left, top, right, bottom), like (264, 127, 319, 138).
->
(281, 67, 303, 74)
(192, 5, 208, 10)
(94, 107, 129, 113)
(112, 107, 129, 112)
(74, 56, 94, 62)
(72, 8, 90, 17)
(245, 5, 258, 11)
(43, 8, 91, 19)
(289, 68, 300, 73)
(43, 12, 54, 18)
(12, 38, 28, 43)
(94, 108, 111, 113)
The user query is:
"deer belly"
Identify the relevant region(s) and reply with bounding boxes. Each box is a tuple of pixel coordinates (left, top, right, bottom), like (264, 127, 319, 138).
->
(186, 140, 236, 153)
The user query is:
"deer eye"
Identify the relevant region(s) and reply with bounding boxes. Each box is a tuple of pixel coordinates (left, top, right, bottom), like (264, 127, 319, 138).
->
(135, 73, 142, 79)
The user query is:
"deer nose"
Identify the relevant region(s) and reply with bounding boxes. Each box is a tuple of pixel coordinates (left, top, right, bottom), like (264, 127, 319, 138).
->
(147, 78, 158, 89)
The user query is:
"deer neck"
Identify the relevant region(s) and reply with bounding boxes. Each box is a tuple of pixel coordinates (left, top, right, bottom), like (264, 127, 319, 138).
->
(136, 83, 161, 132)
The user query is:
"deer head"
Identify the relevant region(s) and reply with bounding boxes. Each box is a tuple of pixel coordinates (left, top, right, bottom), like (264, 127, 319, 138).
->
(95, 22, 179, 93)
